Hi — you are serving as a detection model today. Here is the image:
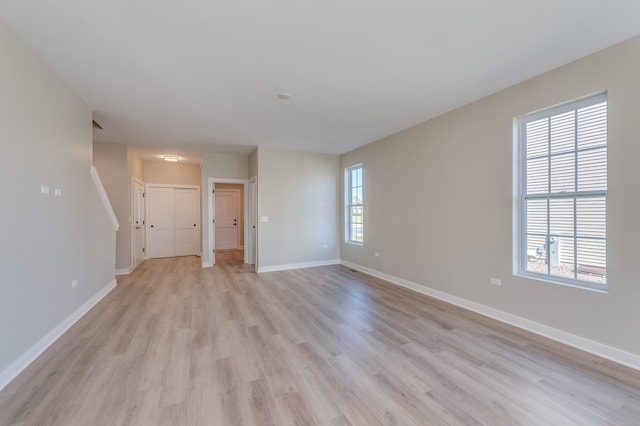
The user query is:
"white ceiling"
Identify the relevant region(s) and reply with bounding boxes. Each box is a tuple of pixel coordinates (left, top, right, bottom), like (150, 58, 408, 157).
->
(2, 1, 640, 162)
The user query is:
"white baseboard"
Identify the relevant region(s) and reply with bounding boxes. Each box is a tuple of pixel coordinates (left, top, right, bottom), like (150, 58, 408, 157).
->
(340, 260, 640, 371)
(202, 261, 213, 268)
(0, 279, 118, 391)
(258, 259, 340, 273)
(115, 266, 132, 276)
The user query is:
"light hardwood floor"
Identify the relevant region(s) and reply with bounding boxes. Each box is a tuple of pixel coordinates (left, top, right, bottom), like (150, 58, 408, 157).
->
(1, 252, 640, 425)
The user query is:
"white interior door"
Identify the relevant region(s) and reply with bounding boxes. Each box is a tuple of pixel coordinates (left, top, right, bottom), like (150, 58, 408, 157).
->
(132, 181, 145, 268)
(148, 186, 174, 258)
(215, 189, 239, 250)
(175, 187, 199, 256)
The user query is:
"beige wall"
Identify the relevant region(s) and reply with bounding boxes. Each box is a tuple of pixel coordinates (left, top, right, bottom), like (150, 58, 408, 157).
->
(257, 147, 340, 269)
(144, 161, 201, 185)
(0, 21, 116, 383)
(341, 35, 640, 357)
(93, 142, 130, 271)
(127, 147, 144, 182)
(201, 152, 250, 265)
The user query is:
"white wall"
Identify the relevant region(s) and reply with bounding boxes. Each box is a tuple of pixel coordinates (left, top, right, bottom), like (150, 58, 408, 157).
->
(0, 20, 116, 382)
(257, 147, 340, 270)
(201, 152, 249, 265)
(93, 142, 130, 271)
(341, 35, 640, 357)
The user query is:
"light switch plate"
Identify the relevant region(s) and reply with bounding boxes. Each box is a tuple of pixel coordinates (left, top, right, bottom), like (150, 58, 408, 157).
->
(260, 216, 269, 222)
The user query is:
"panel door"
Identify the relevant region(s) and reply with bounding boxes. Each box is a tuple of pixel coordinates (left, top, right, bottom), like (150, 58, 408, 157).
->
(175, 187, 199, 256)
(148, 186, 174, 258)
(215, 189, 239, 250)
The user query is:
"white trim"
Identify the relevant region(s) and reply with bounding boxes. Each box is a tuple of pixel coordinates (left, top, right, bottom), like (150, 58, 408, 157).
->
(115, 266, 133, 276)
(257, 259, 340, 273)
(202, 260, 213, 268)
(130, 177, 145, 274)
(0, 279, 118, 391)
(340, 260, 640, 371)
(90, 166, 119, 231)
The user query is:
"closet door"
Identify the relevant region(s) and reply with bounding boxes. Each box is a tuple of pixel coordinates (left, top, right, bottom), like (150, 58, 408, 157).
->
(175, 188, 199, 256)
(148, 186, 175, 258)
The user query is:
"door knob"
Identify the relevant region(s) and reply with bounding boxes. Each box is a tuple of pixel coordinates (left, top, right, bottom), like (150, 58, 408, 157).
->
(150, 225, 154, 228)
(193, 224, 197, 227)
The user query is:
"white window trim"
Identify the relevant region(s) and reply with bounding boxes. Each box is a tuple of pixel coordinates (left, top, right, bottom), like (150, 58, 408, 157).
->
(345, 164, 363, 245)
(513, 92, 608, 292)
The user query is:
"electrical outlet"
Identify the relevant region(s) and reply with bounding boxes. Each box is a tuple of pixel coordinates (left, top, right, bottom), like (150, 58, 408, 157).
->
(489, 277, 501, 286)
(71, 279, 78, 288)
(374, 251, 380, 257)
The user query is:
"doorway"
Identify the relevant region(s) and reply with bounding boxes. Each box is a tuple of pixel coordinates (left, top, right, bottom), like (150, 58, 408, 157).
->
(132, 178, 145, 271)
(214, 184, 242, 250)
(207, 178, 253, 268)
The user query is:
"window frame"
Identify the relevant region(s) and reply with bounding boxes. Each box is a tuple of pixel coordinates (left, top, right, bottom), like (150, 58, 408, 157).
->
(514, 92, 608, 292)
(345, 164, 364, 245)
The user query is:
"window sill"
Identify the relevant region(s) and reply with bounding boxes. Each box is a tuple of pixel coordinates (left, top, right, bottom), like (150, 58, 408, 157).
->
(516, 270, 608, 294)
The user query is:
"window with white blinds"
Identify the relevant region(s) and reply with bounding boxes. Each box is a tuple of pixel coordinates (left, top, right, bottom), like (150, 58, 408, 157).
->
(517, 93, 607, 290)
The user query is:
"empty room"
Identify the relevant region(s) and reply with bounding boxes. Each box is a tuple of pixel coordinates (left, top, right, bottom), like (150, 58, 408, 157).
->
(2, 1, 640, 425)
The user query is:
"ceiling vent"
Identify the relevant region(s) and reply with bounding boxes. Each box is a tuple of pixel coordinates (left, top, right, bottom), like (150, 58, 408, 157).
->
(92, 120, 103, 130)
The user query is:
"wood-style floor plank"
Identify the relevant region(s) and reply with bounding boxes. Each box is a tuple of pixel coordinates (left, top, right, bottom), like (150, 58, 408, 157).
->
(1, 251, 640, 425)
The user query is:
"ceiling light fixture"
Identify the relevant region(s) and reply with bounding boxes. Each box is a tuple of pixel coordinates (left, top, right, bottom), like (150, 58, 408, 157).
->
(163, 155, 179, 162)
(278, 92, 291, 100)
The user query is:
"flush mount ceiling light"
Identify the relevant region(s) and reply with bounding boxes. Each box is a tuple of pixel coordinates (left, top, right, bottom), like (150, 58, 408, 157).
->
(278, 92, 291, 100)
(163, 155, 179, 162)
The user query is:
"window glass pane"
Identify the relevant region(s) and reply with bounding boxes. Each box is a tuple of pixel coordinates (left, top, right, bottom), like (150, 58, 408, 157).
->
(550, 152, 575, 193)
(549, 198, 574, 237)
(550, 236, 575, 279)
(526, 199, 547, 235)
(526, 157, 548, 194)
(526, 234, 547, 273)
(550, 110, 575, 154)
(577, 101, 607, 150)
(577, 148, 607, 191)
(576, 197, 606, 238)
(526, 118, 548, 158)
(556, 236, 575, 266)
(577, 238, 606, 284)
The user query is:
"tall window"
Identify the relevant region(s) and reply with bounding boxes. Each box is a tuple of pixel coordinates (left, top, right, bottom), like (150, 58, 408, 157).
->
(516, 93, 607, 291)
(346, 164, 363, 244)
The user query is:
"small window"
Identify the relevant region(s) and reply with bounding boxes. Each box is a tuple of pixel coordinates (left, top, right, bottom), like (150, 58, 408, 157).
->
(515, 93, 607, 291)
(346, 164, 363, 244)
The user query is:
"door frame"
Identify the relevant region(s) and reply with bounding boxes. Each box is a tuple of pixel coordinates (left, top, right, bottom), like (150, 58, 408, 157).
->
(248, 175, 257, 267)
(207, 177, 249, 266)
(131, 177, 145, 271)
